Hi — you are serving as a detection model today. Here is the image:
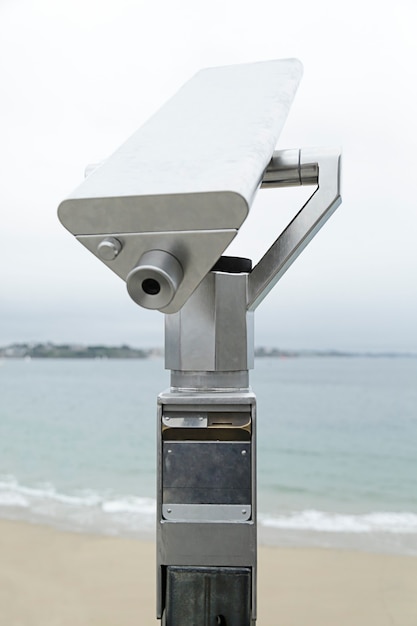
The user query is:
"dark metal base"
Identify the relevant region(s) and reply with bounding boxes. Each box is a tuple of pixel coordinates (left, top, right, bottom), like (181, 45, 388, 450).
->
(164, 566, 252, 626)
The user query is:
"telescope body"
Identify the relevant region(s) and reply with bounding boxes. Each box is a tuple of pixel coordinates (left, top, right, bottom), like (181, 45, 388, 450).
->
(58, 59, 303, 312)
(58, 58, 342, 626)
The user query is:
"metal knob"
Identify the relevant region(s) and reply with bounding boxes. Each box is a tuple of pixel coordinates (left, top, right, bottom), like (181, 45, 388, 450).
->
(97, 237, 122, 261)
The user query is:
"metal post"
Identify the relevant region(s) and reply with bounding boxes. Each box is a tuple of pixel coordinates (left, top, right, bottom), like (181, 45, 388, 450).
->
(158, 259, 256, 625)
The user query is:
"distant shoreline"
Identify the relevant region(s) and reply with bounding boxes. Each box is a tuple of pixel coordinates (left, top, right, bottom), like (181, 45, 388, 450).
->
(1, 342, 416, 359)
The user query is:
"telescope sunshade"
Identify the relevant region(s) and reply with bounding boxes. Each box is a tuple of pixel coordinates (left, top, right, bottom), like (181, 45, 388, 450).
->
(58, 59, 302, 236)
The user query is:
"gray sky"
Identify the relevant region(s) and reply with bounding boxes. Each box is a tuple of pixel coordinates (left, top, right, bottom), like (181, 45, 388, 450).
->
(1, 0, 416, 351)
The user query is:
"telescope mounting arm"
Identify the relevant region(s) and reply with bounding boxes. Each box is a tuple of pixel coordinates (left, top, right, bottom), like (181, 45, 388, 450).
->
(247, 147, 342, 311)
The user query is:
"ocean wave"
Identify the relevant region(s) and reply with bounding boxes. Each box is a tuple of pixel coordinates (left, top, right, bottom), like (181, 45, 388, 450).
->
(0, 474, 156, 535)
(260, 509, 417, 534)
(2, 475, 417, 540)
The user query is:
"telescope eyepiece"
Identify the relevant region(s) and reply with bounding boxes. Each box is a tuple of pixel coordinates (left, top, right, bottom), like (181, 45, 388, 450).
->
(141, 278, 161, 296)
(126, 250, 183, 310)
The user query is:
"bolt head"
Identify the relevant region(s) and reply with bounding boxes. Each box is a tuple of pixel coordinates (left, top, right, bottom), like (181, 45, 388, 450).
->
(97, 237, 122, 261)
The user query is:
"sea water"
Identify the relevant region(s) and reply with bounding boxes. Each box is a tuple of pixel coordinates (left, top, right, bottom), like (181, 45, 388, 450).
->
(0, 356, 416, 554)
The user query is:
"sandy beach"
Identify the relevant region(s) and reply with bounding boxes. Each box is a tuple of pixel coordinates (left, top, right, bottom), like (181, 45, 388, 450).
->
(1, 519, 416, 625)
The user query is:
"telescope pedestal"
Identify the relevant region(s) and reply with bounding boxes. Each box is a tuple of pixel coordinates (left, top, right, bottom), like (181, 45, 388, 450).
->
(157, 264, 257, 625)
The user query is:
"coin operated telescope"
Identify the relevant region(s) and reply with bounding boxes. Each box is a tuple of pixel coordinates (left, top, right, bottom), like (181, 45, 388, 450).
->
(58, 59, 341, 626)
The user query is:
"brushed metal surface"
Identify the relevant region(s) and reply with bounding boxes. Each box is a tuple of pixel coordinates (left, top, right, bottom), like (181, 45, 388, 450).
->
(165, 271, 253, 370)
(162, 504, 252, 522)
(248, 148, 342, 310)
(157, 393, 257, 619)
(58, 59, 302, 234)
(77, 229, 236, 313)
(126, 250, 183, 309)
(58, 59, 303, 313)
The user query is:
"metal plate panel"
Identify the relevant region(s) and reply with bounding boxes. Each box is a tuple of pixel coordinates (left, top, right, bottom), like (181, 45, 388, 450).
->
(158, 521, 256, 566)
(75, 229, 237, 313)
(162, 504, 251, 522)
(163, 441, 251, 505)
